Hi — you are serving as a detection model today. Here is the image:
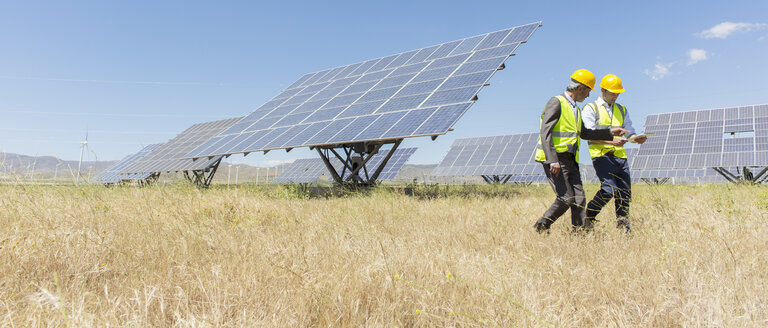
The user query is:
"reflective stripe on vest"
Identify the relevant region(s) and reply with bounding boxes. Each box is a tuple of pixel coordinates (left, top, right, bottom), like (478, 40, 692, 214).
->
(587, 102, 627, 159)
(535, 95, 582, 163)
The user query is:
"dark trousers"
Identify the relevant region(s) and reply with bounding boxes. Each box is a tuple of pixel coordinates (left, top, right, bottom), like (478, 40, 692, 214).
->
(586, 154, 632, 221)
(539, 152, 586, 228)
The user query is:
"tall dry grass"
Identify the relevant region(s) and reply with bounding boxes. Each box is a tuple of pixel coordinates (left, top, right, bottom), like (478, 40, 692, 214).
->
(1, 183, 767, 327)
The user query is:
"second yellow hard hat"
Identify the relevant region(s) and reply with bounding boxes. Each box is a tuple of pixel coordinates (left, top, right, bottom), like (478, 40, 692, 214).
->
(570, 69, 596, 91)
(600, 74, 625, 93)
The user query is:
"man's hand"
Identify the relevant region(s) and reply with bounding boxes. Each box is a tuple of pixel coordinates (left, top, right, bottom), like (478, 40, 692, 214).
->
(611, 128, 629, 136)
(549, 162, 561, 176)
(610, 139, 628, 147)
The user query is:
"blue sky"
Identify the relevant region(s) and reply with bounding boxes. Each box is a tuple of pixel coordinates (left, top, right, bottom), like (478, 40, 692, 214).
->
(1, 0, 767, 166)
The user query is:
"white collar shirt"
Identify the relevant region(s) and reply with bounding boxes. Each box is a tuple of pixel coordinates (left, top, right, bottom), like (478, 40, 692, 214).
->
(582, 97, 636, 136)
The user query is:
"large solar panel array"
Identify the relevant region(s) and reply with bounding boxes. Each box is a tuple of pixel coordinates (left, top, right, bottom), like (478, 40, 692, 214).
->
(272, 147, 417, 184)
(271, 158, 330, 184)
(185, 22, 542, 159)
(631, 104, 768, 170)
(123, 117, 242, 174)
(93, 143, 164, 184)
(432, 133, 540, 177)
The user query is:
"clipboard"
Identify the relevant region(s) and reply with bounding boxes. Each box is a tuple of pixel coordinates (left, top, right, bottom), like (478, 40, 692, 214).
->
(627, 134, 654, 143)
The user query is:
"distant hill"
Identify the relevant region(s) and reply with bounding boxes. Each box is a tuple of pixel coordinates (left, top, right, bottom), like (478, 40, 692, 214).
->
(0, 152, 116, 181)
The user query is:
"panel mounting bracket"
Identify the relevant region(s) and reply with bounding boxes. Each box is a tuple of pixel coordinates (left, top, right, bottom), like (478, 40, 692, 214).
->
(315, 139, 403, 186)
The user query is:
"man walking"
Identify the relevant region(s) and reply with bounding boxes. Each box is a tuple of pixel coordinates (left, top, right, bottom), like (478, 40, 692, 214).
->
(582, 74, 646, 233)
(533, 69, 628, 232)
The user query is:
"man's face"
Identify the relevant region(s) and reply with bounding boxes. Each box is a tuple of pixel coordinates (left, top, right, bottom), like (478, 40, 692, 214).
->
(602, 89, 619, 104)
(573, 85, 590, 102)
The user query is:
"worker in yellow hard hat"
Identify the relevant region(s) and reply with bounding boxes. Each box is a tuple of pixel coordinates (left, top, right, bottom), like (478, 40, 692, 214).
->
(581, 74, 646, 233)
(533, 69, 629, 233)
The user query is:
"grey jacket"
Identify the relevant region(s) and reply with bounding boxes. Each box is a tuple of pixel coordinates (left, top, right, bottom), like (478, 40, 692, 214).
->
(539, 93, 613, 164)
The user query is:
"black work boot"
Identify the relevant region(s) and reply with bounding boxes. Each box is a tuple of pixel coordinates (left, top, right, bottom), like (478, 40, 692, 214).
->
(533, 218, 551, 234)
(616, 217, 631, 234)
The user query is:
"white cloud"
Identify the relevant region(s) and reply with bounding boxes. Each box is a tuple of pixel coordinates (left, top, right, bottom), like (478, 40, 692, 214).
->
(644, 61, 674, 80)
(687, 48, 708, 65)
(696, 22, 768, 39)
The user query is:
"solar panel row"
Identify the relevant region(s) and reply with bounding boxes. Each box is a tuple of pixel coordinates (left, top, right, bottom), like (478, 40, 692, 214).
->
(185, 22, 542, 159)
(633, 104, 768, 170)
(271, 158, 330, 184)
(432, 133, 540, 177)
(122, 117, 241, 174)
(93, 143, 164, 184)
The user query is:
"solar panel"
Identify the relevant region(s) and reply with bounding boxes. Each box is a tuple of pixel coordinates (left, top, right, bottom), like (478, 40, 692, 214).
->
(93, 143, 164, 184)
(432, 132, 541, 178)
(185, 22, 542, 159)
(580, 165, 599, 184)
(122, 117, 242, 174)
(632, 168, 726, 183)
(272, 147, 417, 184)
(271, 158, 330, 184)
(632, 104, 768, 173)
(342, 147, 417, 181)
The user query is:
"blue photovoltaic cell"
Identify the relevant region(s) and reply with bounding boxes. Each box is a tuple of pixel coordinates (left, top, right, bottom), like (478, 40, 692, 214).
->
(327, 116, 379, 143)
(272, 147, 417, 183)
(413, 102, 472, 136)
(305, 118, 356, 145)
(93, 143, 164, 184)
(284, 121, 330, 147)
(632, 103, 768, 176)
(376, 94, 431, 113)
(186, 22, 542, 159)
(123, 117, 241, 174)
(354, 111, 407, 141)
(381, 107, 438, 139)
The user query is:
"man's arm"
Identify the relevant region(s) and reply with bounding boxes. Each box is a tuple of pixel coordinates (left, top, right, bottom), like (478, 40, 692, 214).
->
(580, 122, 614, 140)
(540, 97, 561, 164)
(581, 102, 615, 145)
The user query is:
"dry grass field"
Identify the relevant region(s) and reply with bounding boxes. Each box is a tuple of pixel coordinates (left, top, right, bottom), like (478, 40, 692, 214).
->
(1, 182, 767, 327)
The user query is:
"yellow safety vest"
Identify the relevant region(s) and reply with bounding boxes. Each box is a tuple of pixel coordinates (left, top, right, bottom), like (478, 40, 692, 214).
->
(586, 101, 627, 159)
(535, 95, 582, 163)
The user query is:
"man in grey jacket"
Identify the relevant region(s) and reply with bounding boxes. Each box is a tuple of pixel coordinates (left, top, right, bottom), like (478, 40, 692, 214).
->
(533, 69, 628, 232)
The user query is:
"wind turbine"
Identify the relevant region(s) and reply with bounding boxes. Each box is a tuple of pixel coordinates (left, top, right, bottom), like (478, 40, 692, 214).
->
(76, 130, 88, 186)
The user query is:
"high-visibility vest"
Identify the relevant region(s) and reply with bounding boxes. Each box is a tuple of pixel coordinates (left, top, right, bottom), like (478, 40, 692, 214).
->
(535, 95, 582, 163)
(586, 101, 627, 159)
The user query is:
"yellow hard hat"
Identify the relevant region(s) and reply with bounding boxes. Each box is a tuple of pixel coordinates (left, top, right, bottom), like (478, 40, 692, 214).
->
(570, 69, 596, 91)
(600, 74, 625, 93)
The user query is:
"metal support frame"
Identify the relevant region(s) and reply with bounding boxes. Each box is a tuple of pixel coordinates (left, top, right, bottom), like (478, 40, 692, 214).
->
(182, 157, 222, 188)
(481, 175, 512, 184)
(713, 166, 768, 184)
(641, 177, 670, 185)
(314, 139, 403, 186)
(138, 172, 160, 186)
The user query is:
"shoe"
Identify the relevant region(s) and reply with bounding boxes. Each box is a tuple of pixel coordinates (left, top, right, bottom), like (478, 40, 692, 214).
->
(533, 219, 550, 233)
(616, 217, 631, 234)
